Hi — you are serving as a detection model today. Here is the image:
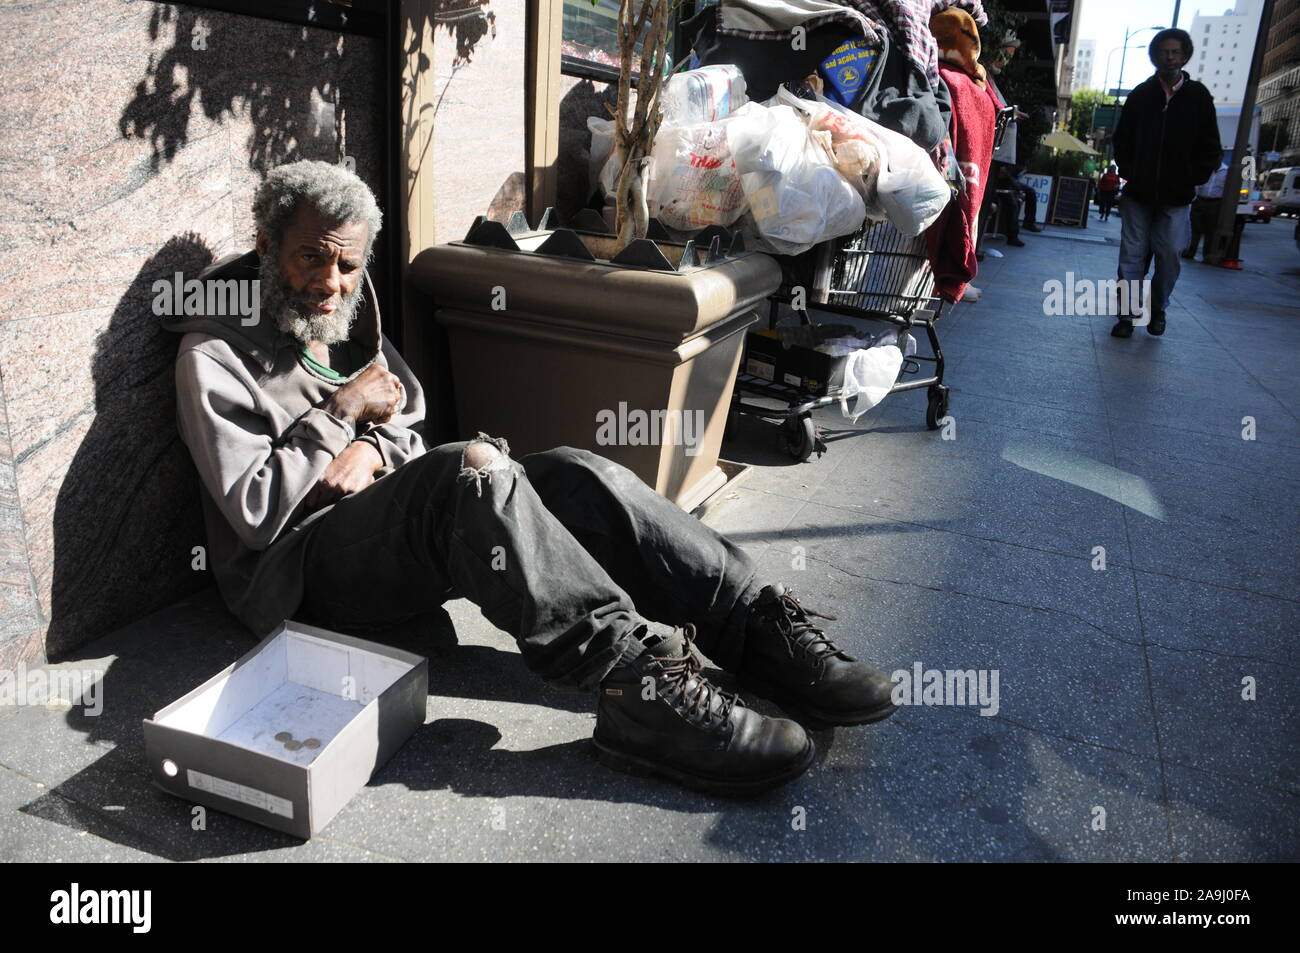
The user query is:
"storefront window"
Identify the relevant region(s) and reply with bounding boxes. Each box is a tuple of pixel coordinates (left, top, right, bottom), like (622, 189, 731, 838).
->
(561, 0, 688, 81)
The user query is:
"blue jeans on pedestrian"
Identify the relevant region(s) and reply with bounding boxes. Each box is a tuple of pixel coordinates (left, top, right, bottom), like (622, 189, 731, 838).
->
(295, 437, 765, 690)
(1117, 195, 1191, 316)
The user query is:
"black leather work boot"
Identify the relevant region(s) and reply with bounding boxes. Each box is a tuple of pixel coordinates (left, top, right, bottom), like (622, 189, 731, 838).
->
(594, 625, 814, 796)
(738, 584, 897, 727)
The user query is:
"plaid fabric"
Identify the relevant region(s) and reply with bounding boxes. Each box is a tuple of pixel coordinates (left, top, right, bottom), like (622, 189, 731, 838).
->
(933, 0, 987, 27)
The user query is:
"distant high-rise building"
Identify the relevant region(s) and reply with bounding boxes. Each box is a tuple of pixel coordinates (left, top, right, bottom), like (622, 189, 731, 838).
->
(1187, 0, 1267, 105)
(1258, 0, 1300, 167)
(1072, 38, 1096, 93)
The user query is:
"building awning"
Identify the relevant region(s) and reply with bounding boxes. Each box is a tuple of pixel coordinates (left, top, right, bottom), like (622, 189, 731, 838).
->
(1042, 128, 1100, 153)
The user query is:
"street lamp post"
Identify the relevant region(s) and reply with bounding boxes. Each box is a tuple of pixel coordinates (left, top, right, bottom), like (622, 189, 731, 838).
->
(1100, 43, 1151, 105)
(1097, 42, 1154, 157)
(1103, 26, 1165, 159)
(1115, 26, 1165, 109)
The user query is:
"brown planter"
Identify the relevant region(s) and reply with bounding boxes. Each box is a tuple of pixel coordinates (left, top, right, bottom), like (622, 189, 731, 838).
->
(409, 221, 781, 510)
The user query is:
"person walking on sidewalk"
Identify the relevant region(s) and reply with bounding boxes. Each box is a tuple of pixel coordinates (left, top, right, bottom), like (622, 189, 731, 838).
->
(1110, 28, 1222, 338)
(1097, 163, 1121, 221)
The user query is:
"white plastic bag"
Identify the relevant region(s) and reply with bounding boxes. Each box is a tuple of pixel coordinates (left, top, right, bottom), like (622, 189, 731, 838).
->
(840, 346, 903, 421)
(838, 330, 917, 421)
(727, 104, 867, 256)
(587, 116, 620, 197)
(646, 108, 752, 230)
(874, 152, 952, 237)
(775, 87, 950, 236)
(592, 68, 750, 228)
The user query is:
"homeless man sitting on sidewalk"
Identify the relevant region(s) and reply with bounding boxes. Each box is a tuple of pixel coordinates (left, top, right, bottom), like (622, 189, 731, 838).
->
(164, 160, 896, 796)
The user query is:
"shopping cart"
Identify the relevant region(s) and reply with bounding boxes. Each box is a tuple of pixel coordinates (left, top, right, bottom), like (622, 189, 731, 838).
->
(730, 220, 949, 461)
(730, 103, 1017, 461)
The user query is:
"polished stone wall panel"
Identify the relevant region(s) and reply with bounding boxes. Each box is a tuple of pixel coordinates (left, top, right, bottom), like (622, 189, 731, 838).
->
(0, 373, 45, 669)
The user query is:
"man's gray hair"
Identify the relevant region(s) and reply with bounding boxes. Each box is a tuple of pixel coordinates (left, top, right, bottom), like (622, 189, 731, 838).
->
(253, 160, 382, 257)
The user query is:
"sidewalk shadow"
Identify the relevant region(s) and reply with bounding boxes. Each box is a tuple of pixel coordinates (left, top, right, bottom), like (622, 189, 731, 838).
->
(118, 4, 370, 173)
(23, 590, 753, 859)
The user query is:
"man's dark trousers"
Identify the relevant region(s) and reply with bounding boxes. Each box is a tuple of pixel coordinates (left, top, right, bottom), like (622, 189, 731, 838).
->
(1185, 195, 1221, 258)
(296, 439, 763, 690)
(996, 181, 1037, 241)
(1011, 179, 1038, 226)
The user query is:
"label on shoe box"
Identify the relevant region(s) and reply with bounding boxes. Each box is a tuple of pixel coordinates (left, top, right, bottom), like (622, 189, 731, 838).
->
(188, 768, 295, 819)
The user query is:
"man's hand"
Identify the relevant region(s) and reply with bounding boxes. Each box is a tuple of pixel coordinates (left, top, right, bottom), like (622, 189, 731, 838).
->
(322, 364, 403, 427)
(303, 440, 383, 510)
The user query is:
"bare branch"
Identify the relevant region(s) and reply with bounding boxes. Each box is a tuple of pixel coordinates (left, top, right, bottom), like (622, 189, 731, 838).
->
(610, 0, 671, 250)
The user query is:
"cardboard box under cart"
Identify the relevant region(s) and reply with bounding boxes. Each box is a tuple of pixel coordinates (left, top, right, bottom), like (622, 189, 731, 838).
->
(143, 621, 428, 839)
(743, 330, 849, 398)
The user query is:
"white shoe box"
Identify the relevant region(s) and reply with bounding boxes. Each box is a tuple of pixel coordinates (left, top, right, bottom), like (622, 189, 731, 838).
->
(142, 621, 427, 839)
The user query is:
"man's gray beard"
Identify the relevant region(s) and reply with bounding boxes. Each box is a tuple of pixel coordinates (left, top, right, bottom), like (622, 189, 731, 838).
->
(260, 242, 365, 347)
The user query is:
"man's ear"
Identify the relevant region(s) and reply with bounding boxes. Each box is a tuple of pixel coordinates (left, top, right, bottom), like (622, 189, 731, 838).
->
(255, 230, 269, 256)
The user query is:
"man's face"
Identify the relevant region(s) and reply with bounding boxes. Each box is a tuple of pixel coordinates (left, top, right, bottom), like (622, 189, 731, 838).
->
(257, 202, 369, 346)
(1154, 38, 1187, 76)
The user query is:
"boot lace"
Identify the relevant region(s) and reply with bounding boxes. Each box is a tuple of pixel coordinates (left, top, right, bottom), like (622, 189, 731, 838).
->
(650, 625, 740, 732)
(760, 590, 844, 668)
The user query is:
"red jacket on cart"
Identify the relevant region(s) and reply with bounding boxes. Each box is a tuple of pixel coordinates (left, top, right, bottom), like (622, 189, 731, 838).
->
(925, 61, 999, 302)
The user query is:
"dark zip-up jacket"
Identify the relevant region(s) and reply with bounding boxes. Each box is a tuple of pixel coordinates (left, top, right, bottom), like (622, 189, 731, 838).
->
(1112, 71, 1222, 206)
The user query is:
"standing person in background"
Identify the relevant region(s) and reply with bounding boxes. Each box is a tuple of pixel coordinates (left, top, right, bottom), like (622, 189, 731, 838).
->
(984, 34, 1039, 241)
(990, 163, 1041, 246)
(1183, 161, 1229, 260)
(926, 8, 1001, 302)
(1097, 163, 1121, 221)
(1110, 28, 1222, 338)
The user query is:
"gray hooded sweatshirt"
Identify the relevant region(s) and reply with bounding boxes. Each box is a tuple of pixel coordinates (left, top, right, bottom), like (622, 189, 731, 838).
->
(162, 251, 429, 636)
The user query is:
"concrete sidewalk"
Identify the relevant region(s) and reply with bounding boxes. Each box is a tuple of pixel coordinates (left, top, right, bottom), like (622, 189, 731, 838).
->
(2, 213, 1296, 862)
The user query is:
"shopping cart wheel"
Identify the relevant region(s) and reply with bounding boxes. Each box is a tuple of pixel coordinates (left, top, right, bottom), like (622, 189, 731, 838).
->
(781, 414, 820, 462)
(926, 385, 950, 431)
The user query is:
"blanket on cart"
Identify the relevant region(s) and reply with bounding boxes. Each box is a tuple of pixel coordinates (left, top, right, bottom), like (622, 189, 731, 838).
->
(924, 60, 998, 301)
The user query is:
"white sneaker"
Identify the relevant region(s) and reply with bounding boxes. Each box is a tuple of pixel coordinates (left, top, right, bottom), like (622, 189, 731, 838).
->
(964, 284, 983, 302)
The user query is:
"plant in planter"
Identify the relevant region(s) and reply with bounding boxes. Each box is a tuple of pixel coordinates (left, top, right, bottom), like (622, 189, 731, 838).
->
(408, 2, 782, 510)
(603, 0, 672, 251)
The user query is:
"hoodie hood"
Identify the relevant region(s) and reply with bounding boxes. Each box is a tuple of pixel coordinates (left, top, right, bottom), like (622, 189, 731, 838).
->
(931, 8, 986, 88)
(159, 249, 382, 377)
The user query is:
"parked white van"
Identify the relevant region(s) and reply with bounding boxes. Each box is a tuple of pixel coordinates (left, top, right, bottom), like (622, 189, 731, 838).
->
(1262, 167, 1300, 216)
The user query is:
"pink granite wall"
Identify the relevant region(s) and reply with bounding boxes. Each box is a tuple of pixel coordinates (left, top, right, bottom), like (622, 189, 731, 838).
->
(0, 378, 45, 665)
(0, 1, 385, 664)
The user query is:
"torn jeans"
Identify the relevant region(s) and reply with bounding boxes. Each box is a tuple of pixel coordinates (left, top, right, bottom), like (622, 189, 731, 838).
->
(296, 437, 765, 690)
